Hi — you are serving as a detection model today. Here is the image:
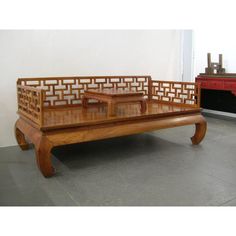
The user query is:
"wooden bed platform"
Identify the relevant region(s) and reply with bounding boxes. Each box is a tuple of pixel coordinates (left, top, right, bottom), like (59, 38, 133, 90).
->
(15, 76, 207, 177)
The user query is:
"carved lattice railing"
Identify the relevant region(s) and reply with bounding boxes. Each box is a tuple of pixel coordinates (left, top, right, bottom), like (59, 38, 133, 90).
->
(17, 76, 151, 107)
(151, 80, 200, 108)
(16, 76, 201, 127)
(17, 85, 44, 126)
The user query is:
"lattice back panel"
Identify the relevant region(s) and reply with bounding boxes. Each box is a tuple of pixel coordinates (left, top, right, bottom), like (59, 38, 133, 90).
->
(18, 76, 150, 107)
(17, 85, 43, 125)
(151, 80, 200, 107)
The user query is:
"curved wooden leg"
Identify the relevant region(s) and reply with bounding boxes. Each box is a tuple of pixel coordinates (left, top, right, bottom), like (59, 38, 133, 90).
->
(191, 116, 207, 145)
(35, 136, 55, 177)
(15, 122, 29, 150)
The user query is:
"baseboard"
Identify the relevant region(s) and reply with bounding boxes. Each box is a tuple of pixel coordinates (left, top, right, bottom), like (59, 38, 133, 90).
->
(202, 109, 236, 121)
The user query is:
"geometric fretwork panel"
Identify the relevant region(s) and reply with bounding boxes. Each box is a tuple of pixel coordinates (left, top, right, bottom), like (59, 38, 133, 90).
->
(18, 76, 150, 107)
(17, 85, 43, 125)
(152, 80, 200, 107)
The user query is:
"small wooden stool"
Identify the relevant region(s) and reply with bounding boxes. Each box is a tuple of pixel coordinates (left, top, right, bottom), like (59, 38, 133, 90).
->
(82, 89, 147, 116)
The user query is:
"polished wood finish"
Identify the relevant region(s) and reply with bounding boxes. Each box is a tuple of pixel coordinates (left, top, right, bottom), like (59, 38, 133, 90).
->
(44, 114, 206, 147)
(42, 102, 200, 130)
(17, 76, 200, 112)
(151, 80, 200, 108)
(191, 121, 207, 145)
(36, 135, 55, 177)
(15, 76, 206, 177)
(15, 123, 29, 150)
(17, 85, 44, 126)
(83, 89, 144, 96)
(17, 76, 150, 108)
(82, 89, 147, 116)
(15, 118, 55, 177)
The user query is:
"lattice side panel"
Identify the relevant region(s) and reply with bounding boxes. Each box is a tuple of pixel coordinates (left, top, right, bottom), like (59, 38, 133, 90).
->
(21, 78, 82, 107)
(151, 81, 200, 107)
(17, 85, 43, 125)
(18, 76, 150, 107)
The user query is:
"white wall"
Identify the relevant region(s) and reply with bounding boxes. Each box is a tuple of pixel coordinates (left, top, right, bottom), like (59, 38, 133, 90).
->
(194, 29, 236, 76)
(182, 30, 194, 82)
(0, 30, 184, 147)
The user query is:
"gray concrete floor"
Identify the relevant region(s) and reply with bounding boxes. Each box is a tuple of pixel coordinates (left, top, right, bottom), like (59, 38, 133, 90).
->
(0, 116, 236, 206)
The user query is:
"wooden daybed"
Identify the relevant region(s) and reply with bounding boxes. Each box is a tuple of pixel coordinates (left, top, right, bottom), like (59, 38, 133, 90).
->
(15, 76, 207, 177)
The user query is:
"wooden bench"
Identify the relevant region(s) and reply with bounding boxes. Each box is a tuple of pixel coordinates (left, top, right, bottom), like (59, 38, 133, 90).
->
(15, 76, 207, 177)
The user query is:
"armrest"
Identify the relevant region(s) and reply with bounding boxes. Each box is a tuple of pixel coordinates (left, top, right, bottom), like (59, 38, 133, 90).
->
(17, 85, 44, 127)
(150, 80, 200, 108)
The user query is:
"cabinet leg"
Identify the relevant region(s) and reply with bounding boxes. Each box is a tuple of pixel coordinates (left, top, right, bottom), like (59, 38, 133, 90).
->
(191, 116, 207, 145)
(35, 136, 55, 177)
(15, 122, 29, 150)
